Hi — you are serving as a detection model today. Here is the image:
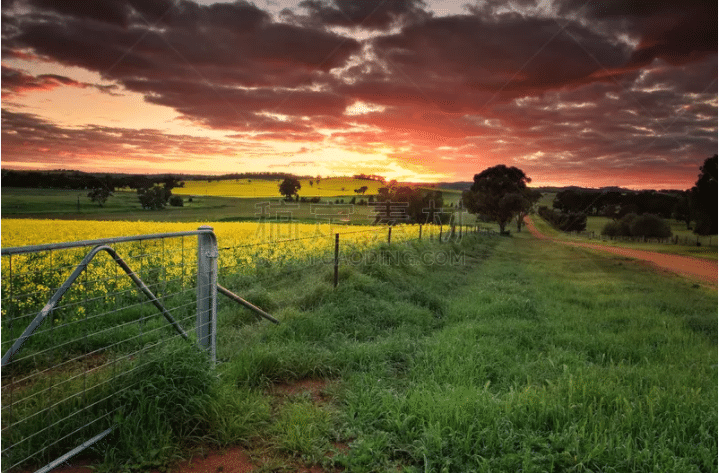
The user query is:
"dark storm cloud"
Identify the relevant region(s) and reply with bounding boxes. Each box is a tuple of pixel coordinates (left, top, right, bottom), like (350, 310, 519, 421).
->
(361, 13, 632, 105)
(1, 64, 120, 96)
(558, 0, 717, 66)
(294, 0, 429, 30)
(3, 0, 360, 84)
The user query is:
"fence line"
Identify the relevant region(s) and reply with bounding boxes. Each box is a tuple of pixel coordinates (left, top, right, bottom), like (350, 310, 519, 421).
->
(1, 222, 494, 472)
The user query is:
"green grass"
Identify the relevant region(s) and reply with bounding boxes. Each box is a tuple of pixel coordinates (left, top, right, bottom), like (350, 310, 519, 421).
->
(4, 229, 716, 472)
(210, 232, 716, 472)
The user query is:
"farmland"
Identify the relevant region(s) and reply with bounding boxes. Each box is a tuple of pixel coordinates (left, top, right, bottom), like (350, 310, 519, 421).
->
(1, 180, 716, 472)
(1, 180, 469, 225)
(174, 177, 387, 198)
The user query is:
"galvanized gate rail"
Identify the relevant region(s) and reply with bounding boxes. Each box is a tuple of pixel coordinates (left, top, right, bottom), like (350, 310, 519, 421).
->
(1, 227, 218, 473)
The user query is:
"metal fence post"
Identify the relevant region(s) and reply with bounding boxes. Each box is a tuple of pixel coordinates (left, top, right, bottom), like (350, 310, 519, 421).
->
(419, 224, 422, 240)
(388, 226, 392, 245)
(197, 226, 217, 364)
(334, 233, 339, 288)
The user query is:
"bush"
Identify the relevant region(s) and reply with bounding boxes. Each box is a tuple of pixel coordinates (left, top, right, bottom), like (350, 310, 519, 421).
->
(601, 221, 623, 237)
(538, 207, 587, 232)
(630, 214, 672, 238)
(601, 213, 671, 239)
(169, 195, 184, 207)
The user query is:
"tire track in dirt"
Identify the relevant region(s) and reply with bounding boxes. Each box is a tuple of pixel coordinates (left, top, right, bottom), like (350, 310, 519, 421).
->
(524, 217, 717, 285)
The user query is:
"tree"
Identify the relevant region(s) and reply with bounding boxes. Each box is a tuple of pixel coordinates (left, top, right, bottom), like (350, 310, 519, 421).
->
(87, 186, 113, 207)
(355, 186, 368, 195)
(672, 191, 693, 230)
(279, 177, 301, 201)
(138, 184, 171, 210)
(690, 155, 717, 235)
(462, 165, 531, 233)
(372, 186, 448, 224)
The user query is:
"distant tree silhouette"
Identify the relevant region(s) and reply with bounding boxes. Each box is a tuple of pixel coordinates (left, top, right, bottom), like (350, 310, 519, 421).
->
(87, 186, 113, 207)
(138, 185, 170, 210)
(672, 191, 693, 230)
(462, 165, 531, 233)
(279, 177, 301, 201)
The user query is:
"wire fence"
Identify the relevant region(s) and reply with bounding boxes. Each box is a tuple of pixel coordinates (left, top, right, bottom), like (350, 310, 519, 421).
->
(1, 230, 210, 473)
(0, 222, 492, 472)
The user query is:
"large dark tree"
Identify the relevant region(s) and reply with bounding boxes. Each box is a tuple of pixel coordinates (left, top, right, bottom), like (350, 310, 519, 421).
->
(690, 155, 717, 235)
(462, 165, 532, 233)
(279, 177, 301, 201)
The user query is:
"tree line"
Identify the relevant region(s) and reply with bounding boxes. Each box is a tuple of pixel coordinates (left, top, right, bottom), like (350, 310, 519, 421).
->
(1, 169, 184, 190)
(547, 155, 717, 235)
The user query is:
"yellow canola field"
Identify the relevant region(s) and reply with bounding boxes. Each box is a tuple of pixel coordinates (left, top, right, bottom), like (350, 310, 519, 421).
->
(1, 220, 421, 325)
(174, 177, 385, 198)
(0, 219, 421, 249)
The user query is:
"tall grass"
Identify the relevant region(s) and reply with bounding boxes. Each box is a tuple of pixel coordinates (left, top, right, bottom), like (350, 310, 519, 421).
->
(325, 233, 717, 472)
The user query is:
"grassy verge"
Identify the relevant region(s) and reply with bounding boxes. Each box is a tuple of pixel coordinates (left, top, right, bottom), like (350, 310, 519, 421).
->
(211, 231, 715, 471)
(530, 215, 718, 260)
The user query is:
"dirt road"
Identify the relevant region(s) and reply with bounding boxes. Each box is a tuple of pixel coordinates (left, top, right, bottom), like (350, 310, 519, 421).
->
(524, 217, 717, 285)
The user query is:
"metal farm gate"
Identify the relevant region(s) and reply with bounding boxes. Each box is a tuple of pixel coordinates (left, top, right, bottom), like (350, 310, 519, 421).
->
(1, 227, 218, 473)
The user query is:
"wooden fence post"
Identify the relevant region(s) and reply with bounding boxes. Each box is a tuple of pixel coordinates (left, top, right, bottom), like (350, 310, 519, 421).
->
(334, 233, 339, 288)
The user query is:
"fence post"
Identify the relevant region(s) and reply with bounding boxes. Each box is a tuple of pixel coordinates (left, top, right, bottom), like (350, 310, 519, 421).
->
(388, 226, 392, 245)
(197, 226, 217, 364)
(439, 225, 443, 242)
(419, 224, 422, 240)
(334, 233, 339, 288)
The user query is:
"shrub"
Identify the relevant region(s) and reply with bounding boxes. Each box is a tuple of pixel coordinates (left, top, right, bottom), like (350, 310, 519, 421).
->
(629, 214, 672, 238)
(601, 221, 623, 237)
(602, 213, 671, 239)
(538, 206, 587, 232)
(169, 195, 184, 207)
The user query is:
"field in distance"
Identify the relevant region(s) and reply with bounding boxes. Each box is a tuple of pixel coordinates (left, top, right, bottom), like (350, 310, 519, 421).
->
(1, 182, 469, 225)
(175, 177, 386, 198)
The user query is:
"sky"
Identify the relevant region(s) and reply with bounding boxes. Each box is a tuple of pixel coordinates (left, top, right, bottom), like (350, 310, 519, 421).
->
(1, 0, 717, 189)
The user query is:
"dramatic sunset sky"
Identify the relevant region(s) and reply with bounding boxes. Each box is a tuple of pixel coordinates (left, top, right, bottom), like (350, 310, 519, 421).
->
(1, 0, 716, 188)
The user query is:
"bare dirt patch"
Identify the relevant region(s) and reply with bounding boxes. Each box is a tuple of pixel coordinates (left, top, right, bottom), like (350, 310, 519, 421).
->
(269, 378, 330, 403)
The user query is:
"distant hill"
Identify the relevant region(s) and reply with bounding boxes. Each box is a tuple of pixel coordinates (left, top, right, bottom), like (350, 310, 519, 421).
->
(436, 181, 472, 191)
